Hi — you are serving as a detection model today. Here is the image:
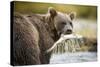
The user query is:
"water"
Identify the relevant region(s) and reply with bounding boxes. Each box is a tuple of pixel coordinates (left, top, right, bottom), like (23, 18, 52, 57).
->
(73, 19, 97, 38)
(50, 52, 97, 64)
(49, 34, 97, 64)
(73, 19, 97, 32)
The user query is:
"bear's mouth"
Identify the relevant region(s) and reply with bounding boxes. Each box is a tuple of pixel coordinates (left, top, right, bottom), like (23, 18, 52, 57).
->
(65, 32, 72, 34)
(58, 30, 73, 37)
(65, 29, 72, 34)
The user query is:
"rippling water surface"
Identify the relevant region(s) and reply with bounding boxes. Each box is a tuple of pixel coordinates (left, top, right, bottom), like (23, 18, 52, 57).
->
(50, 52, 97, 64)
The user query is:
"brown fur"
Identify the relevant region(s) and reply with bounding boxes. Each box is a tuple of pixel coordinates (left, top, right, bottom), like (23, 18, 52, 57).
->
(12, 13, 57, 65)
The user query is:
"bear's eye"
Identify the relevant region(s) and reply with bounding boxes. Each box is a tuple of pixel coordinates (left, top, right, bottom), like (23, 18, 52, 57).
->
(69, 22, 72, 26)
(69, 22, 73, 27)
(61, 22, 66, 25)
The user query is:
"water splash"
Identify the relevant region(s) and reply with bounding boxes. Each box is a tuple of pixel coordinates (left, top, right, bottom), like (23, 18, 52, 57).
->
(52, 34, 84, 54)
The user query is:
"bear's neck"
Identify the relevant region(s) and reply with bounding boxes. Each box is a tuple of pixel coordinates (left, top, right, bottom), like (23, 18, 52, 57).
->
(44, 16, 60, 41)
(31, 14, 60, 41)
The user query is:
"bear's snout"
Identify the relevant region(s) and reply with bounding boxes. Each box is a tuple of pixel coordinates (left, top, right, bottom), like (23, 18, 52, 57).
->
(65, 29, 72, 34)
(62, 25, 73, 35)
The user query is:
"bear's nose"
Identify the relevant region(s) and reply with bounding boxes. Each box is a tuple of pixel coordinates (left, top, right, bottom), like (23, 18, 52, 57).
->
(66, 29, 72, 34)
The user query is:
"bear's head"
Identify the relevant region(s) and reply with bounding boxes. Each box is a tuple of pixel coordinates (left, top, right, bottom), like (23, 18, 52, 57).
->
(46, 7, 76, 36)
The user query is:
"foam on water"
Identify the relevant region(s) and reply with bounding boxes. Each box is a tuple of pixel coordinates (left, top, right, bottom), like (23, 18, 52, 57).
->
(47, 34, 84, 53)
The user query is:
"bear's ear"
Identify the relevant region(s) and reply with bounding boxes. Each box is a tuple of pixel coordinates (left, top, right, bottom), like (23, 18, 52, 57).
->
(48, 7, 57, 18)
(69, 12, 76, 20)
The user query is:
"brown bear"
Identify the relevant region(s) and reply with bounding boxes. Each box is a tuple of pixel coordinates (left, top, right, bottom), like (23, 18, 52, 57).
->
(11, 7, 76, 66)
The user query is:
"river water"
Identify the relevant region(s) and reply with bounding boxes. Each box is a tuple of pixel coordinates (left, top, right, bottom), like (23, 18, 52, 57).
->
(50, 52, 97, 64)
